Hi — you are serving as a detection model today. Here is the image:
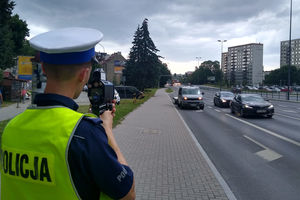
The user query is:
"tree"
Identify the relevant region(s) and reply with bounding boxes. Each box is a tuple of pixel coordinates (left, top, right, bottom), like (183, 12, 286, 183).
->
(0, 0, 30, 72)
(158, 63, 172, 87)
(124, 19, 163, 90)
(186, 60, 221, 84)
(264, 65, 300, 85)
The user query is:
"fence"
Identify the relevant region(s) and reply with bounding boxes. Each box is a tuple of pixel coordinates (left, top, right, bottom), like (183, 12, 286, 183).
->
(199, 85, 300, 102)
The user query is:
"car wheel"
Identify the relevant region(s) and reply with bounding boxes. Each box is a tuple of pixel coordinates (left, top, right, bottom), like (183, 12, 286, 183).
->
(267, 114, 273, 118)
(179, 102, 184, 109)
(200, 105, 204, 110)
(231, 106, 235, 114)
(214, 99, 217, 106)
(240, 109, 245, 117)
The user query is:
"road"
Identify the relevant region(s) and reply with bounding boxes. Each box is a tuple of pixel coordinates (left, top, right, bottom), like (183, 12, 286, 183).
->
(170, 86, 300, 200)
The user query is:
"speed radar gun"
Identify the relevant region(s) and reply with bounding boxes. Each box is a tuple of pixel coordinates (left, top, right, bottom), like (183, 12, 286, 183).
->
(87, 68, 114, 115)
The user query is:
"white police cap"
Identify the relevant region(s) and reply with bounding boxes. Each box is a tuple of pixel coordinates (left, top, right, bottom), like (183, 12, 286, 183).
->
(29, 27, 103, 65)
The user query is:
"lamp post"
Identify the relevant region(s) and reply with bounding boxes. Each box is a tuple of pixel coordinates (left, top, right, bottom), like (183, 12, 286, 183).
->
(99, 43, 105, 53)
(218, 40, 227, 91)
(287, 0, 292, 100)
(196, 57, 201, 67)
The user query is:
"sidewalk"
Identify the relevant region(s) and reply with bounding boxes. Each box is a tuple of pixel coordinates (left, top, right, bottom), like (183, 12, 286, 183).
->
(0, 92, 90, 121)
(0, 100, 31, 121)
(113, 89, 231, 200)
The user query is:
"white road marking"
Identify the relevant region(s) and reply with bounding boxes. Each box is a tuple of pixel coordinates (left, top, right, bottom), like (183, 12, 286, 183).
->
(195, 110, 203, 113)
(208, 106, 212, 109)
(244, 135, 282, 162)
(275, 113, 300, 121)
(277, 104, 288, 108)
(226, 114, 300, 147)
(277, 109, 297, 113)
(172, 102, 237, 200)
(215, 109, 221, 112)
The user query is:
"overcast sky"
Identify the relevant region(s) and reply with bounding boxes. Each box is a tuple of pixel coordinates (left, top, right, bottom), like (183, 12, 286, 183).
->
(13, 0, 300, 74)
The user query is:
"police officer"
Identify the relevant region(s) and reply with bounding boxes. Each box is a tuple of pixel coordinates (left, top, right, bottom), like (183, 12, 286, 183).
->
(1, 27, 135, 200)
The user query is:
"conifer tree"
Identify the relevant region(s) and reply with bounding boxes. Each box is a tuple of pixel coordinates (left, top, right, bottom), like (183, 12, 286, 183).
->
(124, 18, 169, 90)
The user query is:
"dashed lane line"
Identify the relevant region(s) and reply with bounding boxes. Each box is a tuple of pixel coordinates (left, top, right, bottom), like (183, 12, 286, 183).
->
(215, 109, 221, 112)
(275, 113, 300, 121)
(277, 104, 288, 108)
(226, 114, 300, 147)
(277, 109, 297, 113)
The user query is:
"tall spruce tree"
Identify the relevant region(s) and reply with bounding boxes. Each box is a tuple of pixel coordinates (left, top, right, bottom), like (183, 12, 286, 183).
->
(124, 19, 163, 90)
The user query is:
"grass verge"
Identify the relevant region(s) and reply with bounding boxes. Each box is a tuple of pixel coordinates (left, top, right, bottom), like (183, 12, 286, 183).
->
(1, 101, 15, 108)
(165, 88, 173, 93)
(78, 88, 157, 127)
(0, 88, 157, 143)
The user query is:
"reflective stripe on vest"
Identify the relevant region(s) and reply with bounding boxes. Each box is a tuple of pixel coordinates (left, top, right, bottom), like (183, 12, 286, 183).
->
(1, 106, 112, 200)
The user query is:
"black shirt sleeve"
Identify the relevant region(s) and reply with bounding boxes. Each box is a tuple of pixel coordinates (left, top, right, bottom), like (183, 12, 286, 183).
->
(68, 117, 134, 200)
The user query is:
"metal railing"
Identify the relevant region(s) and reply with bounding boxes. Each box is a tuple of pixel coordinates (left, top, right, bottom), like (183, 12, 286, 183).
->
(199, 85, 300, 102)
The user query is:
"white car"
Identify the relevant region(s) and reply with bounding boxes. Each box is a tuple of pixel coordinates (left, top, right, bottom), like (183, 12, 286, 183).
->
(114, 89, 120, 105)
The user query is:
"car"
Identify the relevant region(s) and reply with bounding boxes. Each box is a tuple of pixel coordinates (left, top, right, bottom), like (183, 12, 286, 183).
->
(230, 94, 274, 118)
(177, 86, 204, 110)
(115, 86, 144, 99)
(83, 85, 88, 91)
(231, 86, 242, 94)
(214, 91, 235, 107)
(114, 89, 120, 105)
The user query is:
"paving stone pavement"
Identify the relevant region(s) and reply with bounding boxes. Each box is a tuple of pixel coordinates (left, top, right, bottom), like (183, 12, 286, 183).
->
(113, 89, 230, 200)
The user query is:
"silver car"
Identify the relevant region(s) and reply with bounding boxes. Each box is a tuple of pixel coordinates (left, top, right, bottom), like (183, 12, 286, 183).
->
(177, 86, 204, 110)
(114, 89, 120, 105)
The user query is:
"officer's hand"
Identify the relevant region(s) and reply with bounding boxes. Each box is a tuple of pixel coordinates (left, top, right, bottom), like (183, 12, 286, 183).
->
(111, 99, 116, 116)
(100, 110, 114, 130)
(100, 100, 116, 129)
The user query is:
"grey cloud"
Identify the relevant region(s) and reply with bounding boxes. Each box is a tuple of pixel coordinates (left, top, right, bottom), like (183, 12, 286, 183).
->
(13, 0, 300, 72)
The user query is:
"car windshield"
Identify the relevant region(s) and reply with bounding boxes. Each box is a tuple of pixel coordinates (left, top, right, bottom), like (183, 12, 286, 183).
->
(221, 92, 234, 97)
(242, 95, 264, 102)
(182, 88, 201, 95)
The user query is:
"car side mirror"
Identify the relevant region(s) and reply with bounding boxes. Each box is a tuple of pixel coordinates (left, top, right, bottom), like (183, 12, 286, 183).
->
(202, 92, 204, 95)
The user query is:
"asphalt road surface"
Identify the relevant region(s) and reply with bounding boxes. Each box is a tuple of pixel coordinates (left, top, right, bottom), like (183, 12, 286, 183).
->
(170, 86, 300, 200)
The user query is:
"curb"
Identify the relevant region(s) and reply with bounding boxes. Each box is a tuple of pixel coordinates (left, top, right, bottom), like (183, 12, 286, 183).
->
(167, 93, 237, 200)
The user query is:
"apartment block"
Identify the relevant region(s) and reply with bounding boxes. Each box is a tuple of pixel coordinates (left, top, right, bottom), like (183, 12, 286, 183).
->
(224, 43, 263, 86)
(221, 52, 228, 76)
(280, 38, 300, 68)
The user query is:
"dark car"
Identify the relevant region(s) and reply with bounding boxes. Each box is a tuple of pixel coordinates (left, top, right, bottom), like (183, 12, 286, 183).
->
(177, 86, 204, 110)
(230, 94, 274, 118)
(214, 91, 235, 107)
(115, 86, 144, 99)
(231, 87, 242, 94)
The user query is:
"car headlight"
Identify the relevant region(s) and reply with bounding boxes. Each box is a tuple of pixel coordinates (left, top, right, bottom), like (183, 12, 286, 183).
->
(268, 105, 274, 109)
(244, 104, 253, 109)
(221, 99, 227, 103)
(183, 96, 188, 100)
(198, 97, 203, 100)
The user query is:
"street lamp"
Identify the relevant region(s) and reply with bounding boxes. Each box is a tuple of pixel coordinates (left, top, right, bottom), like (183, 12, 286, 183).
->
(217, 40, 227, 91)
(287, 0, 292, 100)
(196, 57, 201, 67)
(98, 43, 105, 53)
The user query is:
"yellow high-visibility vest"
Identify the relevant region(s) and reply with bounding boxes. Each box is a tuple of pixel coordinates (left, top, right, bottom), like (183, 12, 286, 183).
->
(1, 106, 112, 200)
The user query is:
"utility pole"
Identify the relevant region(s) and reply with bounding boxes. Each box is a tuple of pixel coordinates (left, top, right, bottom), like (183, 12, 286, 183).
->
(218, 40, 227, 91)
(287, 0, 292, 100)
(196, 57, 201, 67)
